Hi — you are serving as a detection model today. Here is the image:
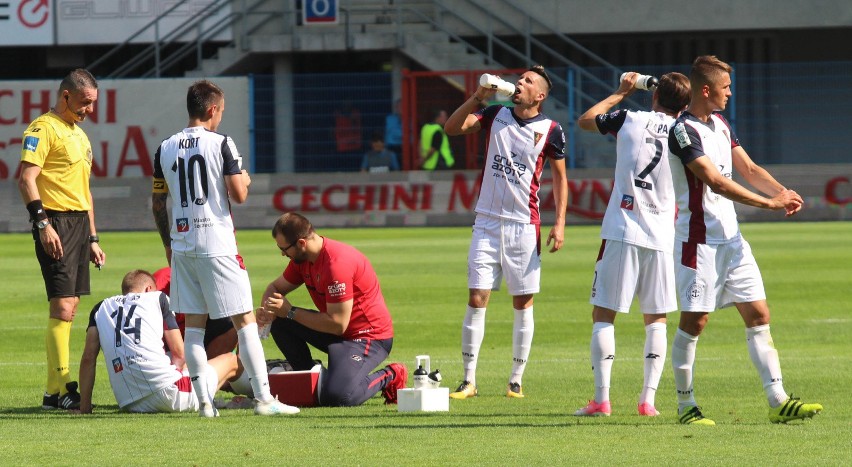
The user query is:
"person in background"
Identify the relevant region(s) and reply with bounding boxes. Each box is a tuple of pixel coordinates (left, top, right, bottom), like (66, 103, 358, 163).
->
(18, 68, 106, 410)
(361, 132, 400, 173)
(384, 98, 403, 157)
(443, 65, 568, 399)
(420, 109, 455, 170)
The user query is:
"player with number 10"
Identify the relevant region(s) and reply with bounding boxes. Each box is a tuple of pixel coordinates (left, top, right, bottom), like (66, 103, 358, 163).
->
(151, 80, 297, 417)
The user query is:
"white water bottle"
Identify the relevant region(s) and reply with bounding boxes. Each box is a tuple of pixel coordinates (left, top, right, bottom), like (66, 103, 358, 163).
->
(479, 73, 517, 97)
(621, 72, 659, 91)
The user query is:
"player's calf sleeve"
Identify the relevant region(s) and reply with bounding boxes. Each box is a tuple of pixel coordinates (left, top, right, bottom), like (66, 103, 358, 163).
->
(672, 328, 698, 407)
(745, 325, 787, 407)
(591, 321, 614, 402)
(236, 323, 273, 402)
(185, 327, 214, 406)
(641, 322, 667, 403)
(461, 306, 486, 383)
(510, 307, 534, 385)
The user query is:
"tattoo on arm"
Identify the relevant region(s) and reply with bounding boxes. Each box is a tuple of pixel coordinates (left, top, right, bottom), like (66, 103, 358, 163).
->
(152, 193, 171, 247)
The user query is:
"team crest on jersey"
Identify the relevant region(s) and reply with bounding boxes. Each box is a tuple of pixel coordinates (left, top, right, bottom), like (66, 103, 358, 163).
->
(533, 132, 543, 146)
(674, 122, 692, 148)
(176, 218, 189, 232)
(328, 281, 346, 298)
(620, 194, 634, 210)
(23, 136, 39, 152)
(112, 358, 123, 373)
(687, 280, 706, 304)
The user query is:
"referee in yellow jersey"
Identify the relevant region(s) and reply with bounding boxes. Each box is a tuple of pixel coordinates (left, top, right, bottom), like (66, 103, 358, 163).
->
(17, 69, 106, 410)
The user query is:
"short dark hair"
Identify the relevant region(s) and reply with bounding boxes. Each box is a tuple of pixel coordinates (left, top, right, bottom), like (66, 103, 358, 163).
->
(656, 72, 691, 114)
(529, 65, 552, 93)
(271, 212, 315, 244)
(59, 69, 97, 94)
(690, 55, 732, 89)
(187, 80, 224, 119)
(371, 131, 384, 143)
(121, 269, 156, 294)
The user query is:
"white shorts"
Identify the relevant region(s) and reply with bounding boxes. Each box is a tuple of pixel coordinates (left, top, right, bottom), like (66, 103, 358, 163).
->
(675, 235, 766, 312)
(467, 214, 541, 296)
(171, 254, 254, 319)
(123, 372, 198, 413)
(590, 239, 677, 314)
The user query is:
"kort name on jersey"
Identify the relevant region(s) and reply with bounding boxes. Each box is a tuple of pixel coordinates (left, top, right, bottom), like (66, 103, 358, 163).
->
(178, 137, 199, 149)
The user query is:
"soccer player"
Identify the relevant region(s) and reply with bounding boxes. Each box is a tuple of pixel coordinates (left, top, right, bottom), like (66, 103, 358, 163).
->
(667, 55, 822, 424)
(255, 212, 407, 407)
(18, 68, 106, 410)
(152, 80, 297, 417)
(573, 72, 691, 417)
(77, 270, 238, 414)
(444, 65, 568, 399)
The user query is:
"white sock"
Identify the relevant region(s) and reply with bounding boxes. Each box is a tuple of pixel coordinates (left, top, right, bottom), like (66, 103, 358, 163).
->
(590, 321, 614, 403)
(461, 306, 486, 385)
(236, 323, 273, 402)
(185, 327, 214, 407)
(510, 306, 534, 385)
(672, 328, 699, 410)
(640, 322, 667, 406)
(229, 369, 255, 398)
(745, 324, 787, 407)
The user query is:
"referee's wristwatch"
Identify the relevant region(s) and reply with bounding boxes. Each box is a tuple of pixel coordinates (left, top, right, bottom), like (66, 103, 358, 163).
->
(35, 219, 50, 230)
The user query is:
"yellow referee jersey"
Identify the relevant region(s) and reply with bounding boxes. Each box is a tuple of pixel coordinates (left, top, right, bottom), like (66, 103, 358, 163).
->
(20, 112, 93, 212)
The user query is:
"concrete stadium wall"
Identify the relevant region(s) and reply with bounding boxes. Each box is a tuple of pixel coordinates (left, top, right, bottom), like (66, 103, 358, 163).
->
(471, 1, 852, 35)
(2, 164, 850, 234)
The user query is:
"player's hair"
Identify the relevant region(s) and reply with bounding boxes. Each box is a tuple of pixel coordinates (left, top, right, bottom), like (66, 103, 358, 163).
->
(271, 212, 315, 244)
(187, 80, 224, 119)
(690, 55, 732, 89)
(59, 69, 97, 94)
(529, 65, 552, 94)
(655, 72, 691, 115)
(121, 269, 156, 294)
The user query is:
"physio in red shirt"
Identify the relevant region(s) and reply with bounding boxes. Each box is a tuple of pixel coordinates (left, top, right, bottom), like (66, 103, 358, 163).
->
(256, 213, 407, 406)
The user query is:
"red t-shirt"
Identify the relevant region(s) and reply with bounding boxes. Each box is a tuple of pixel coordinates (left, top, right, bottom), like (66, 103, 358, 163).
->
(283, 238, 393, 340)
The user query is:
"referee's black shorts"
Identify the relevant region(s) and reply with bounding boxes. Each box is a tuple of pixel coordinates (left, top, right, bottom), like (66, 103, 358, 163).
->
(33, 211, 91, 301)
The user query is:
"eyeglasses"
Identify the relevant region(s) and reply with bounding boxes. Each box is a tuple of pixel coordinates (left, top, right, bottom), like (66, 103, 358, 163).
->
(281, 237, 303, 253)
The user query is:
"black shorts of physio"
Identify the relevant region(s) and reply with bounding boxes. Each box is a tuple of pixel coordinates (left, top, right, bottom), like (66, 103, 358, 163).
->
(33, 211, 91, 300)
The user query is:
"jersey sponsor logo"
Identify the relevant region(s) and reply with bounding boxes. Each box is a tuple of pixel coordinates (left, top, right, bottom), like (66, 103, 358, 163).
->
(176, 217, 190, 232)
(687, 280, 705, 304)
(328, 280, 346, 297)
(674, 122, 691, 148)
(620, 194, 634, 210)
(112, 358, 123, 373)
(23, 135, 39, 152)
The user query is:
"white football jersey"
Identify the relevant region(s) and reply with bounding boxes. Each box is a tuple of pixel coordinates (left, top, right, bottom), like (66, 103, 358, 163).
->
(88, 291, 181, 408)
(153, 126, 243, 257)
(595, 109, 677, 251)
(473, 105, 566, 224)
(668, 112, 741, 244)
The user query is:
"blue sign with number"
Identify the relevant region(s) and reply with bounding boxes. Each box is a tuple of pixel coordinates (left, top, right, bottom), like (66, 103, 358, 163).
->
(303, 0, 338, 25)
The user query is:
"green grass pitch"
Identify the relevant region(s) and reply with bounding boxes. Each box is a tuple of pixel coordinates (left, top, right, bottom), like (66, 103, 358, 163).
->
(1, 221, 850, 465)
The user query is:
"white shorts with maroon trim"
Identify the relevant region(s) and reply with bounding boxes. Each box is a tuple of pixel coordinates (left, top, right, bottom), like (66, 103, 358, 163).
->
(171, 253, 254, 319)
(675, 234, 766, 312)
(123, 370, 198, 413)
(590, 239, 677, 314)
(467, 214, 541, 296)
